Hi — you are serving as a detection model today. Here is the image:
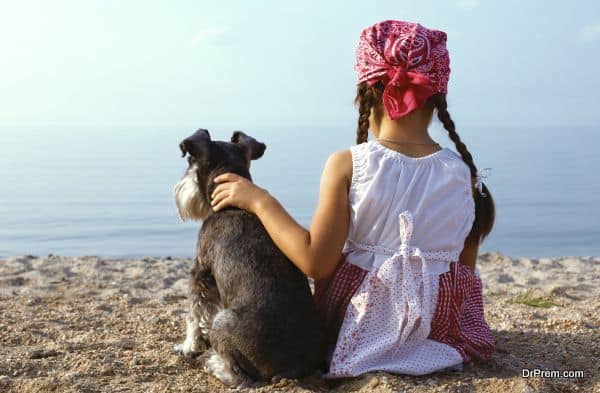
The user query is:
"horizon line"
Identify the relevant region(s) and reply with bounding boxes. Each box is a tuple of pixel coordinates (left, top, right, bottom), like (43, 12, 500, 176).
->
(0, 123, 598, 130)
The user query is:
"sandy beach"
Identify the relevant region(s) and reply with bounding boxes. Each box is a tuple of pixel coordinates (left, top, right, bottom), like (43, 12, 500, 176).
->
(0, 252, 598, 392)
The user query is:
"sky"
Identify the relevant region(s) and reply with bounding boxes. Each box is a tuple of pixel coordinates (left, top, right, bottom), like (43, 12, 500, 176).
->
(0, 0, 599, 130)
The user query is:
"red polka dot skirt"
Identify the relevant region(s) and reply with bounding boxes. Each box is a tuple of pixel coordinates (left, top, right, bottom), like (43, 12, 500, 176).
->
(314, 259, 494, 372)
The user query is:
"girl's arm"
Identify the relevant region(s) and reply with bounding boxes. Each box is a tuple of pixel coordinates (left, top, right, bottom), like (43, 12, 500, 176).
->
(211, 150, 353, 280)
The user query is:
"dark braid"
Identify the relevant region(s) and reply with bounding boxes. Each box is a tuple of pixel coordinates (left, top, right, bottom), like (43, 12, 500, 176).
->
(354, 82, 379, 144)
(432, 94, 477, 177)
(430, 93, 495, 243)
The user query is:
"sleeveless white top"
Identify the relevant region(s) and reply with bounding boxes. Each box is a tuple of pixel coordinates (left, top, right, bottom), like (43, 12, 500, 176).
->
(343, 140, 476, 276)
(326, 140, 478, 377)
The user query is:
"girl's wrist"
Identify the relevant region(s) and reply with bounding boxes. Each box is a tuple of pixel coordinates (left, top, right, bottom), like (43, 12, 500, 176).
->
(251, 189, 275, 215)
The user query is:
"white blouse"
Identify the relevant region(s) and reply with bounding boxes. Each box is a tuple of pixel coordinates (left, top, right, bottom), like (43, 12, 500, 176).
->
(343, 140, 478, 277)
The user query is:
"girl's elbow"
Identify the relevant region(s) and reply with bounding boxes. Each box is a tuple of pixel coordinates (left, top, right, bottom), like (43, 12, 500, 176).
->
(301, 264, 323, 280)
(306, 268, 326, 281)
(302, 258, 338, 281)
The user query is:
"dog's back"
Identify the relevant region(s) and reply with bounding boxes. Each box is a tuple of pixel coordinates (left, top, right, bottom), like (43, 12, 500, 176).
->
(198, 209, 323, 379)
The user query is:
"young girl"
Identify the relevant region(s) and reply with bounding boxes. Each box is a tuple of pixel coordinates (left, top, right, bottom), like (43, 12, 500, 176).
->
(210, 19, 495, 377)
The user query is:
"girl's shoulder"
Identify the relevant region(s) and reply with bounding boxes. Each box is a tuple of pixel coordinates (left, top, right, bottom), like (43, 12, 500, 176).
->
(442, 148, 473, 185)
(323, 149, 353, 191)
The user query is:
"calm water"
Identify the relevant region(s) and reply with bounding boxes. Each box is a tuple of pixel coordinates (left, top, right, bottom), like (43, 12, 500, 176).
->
(1, 125, 599, 258)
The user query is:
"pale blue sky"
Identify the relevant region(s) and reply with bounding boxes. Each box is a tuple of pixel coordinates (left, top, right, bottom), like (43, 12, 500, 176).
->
(1, 0, 599, 129)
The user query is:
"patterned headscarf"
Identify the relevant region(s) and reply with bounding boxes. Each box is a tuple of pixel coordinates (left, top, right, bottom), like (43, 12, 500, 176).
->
(354, 20, 451, 119)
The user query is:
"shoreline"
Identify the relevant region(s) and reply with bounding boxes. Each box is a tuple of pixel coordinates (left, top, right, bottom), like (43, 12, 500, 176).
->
(0, 252, 598, 392)
(3, 250, 598, 261)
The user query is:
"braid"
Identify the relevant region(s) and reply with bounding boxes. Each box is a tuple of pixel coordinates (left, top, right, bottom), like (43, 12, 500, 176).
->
(431, 93, 495, 243)
(433, 94, 477, 177)
(354, 82, 377, 144)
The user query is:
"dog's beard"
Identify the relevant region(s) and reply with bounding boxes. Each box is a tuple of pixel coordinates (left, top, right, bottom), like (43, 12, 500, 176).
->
(174, 164, 211, 221)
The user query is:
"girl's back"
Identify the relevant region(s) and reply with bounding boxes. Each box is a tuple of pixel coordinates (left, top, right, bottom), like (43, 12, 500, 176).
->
(345, 140, 475, 272)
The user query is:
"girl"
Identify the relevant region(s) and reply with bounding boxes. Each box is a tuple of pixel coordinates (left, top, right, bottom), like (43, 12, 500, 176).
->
(210, 20, 495, 377)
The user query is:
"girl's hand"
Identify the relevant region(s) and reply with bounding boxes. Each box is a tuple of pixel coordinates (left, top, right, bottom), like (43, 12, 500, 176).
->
(211, 173, 270, 213)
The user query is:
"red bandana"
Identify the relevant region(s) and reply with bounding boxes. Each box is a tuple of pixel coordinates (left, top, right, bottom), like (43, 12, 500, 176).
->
(354, 20, 451, 119)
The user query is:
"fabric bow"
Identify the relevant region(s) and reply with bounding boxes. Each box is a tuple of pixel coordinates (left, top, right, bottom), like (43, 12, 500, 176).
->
(375, 210, 424, 289)
(373, 65, 436, 120)
(474, 167, 492, 197)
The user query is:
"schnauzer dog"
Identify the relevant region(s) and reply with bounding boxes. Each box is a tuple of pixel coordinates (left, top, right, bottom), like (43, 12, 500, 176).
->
(173, 129, 323, 387)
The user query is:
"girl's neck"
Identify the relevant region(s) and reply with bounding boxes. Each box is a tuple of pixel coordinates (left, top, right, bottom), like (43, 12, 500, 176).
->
(374, 110, 439, 156)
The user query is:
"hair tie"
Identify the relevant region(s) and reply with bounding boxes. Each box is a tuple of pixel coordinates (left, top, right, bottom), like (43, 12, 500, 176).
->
(474, 168, 492, 197)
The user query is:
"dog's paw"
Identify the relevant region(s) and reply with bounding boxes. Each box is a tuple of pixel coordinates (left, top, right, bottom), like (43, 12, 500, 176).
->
(172, 343, 185, 354)
(173, 339, 205, 358)
(202, 350, 255, 388)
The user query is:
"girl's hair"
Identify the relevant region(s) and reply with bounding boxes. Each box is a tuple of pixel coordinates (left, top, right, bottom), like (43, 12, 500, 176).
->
(354, 82, 495, 244)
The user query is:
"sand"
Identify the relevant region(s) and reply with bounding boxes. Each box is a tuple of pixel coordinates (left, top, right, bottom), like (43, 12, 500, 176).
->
(0, 252, 598, 392)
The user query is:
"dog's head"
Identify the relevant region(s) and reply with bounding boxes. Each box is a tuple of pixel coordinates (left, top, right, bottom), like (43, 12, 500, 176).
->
(173, 128, 266, 221)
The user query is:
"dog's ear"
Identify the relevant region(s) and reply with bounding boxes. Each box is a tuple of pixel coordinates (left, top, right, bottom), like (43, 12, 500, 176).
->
(180, 128, 212, 158)
(230, 131, 266, 160)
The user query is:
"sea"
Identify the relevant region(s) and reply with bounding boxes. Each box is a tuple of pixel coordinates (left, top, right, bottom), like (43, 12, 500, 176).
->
(1, 124, 598, 259)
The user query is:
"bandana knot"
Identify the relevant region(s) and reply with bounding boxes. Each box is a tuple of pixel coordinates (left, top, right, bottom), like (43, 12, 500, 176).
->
(380, 65, 436, 119)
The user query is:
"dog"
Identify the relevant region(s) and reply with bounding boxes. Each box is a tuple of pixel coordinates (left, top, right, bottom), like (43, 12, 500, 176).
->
(172, 128, 323, 387)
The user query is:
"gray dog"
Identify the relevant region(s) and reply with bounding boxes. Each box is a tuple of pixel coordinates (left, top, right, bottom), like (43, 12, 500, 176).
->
(173, 129, 323, 387)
